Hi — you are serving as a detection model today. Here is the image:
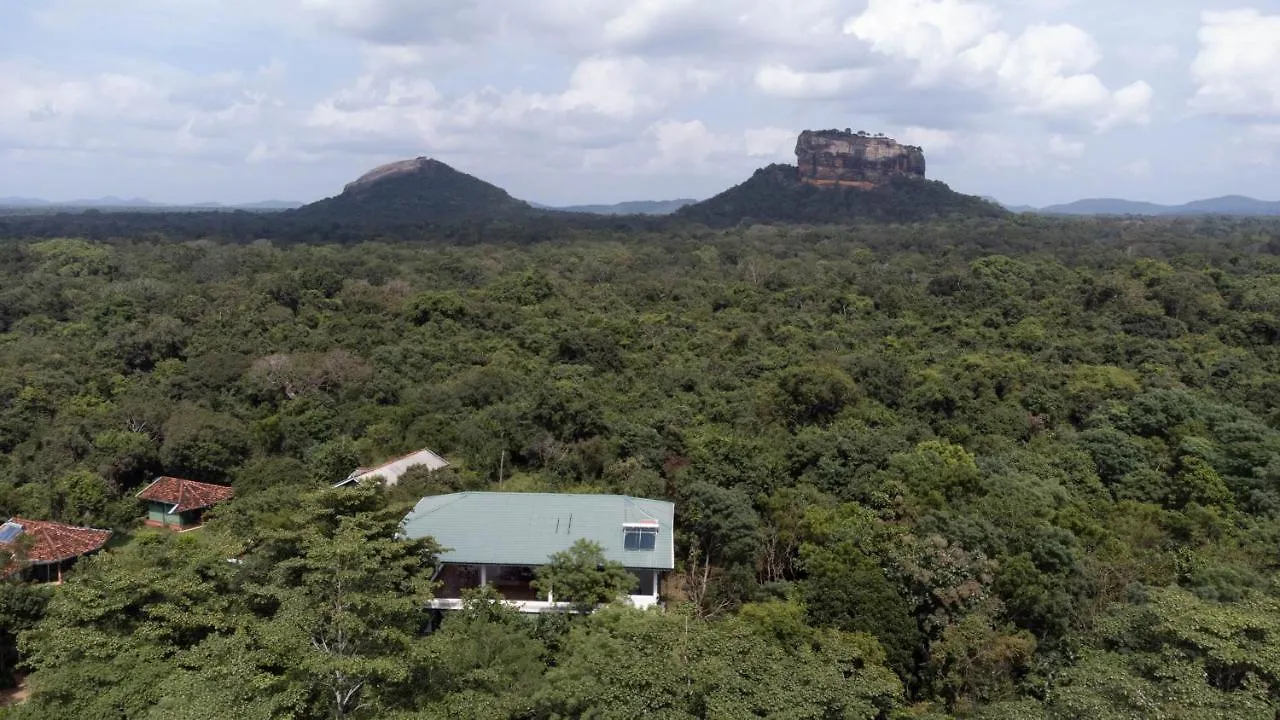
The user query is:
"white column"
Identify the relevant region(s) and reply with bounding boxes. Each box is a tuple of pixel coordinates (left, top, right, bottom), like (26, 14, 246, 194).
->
(547, 578, 554, 604)
(479, 565, 488, 586)
(651, 570, 659, 597)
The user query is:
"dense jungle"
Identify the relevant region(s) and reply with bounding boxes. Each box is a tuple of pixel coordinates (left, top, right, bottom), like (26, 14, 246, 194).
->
(2, 213, 1280, 718)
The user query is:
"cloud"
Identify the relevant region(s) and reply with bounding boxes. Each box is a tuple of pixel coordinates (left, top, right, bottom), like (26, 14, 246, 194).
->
(899, 127, 958, 153)
(743, 127, 796, 159)
(843, 0, 1152, 130)
(753, 64, 873, 99)
(299, 0, 498, 46)
(0, 57, 292, 166)
(285, 46, 728, 181)
(844, 0, 1000, 83)
(6, 0, 1274, 208)
(1124, 158, 1151, 177)
(639, 121, 796, 171)
(1190, 8, 1280, 119)
(1048, 134, 1085, 159)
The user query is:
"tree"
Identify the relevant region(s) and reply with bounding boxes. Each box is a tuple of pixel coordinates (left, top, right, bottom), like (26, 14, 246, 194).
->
(1048, 587, 1280, 719)
(243, 486, 440, 719)
(11, 531, 251, 720)
(532, 539, 636, 612)
(800, 542, 921, 679)
(0, 581, 49, 690)
(407, 586, 548, 718)
(534, 606, 903, 719)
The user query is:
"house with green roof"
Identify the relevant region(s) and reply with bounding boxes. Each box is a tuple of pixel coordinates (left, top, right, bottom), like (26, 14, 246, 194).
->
(401, 492, 675, 613)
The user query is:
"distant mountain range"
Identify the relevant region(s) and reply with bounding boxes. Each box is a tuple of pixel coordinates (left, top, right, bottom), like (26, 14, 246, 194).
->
(0, 196, 303, 210)
(9, 189, 1279, 220)
(1000, 195, 1280, 217)
(534, 199, 698, 215)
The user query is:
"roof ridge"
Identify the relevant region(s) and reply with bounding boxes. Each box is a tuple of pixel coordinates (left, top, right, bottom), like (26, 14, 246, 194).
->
(424, 491, 670, 501)
(413, 492, 473, 517)
(622, 496, 663, 523)
(134, 477, 163, 498)
(365, 447, 445, 473)
(9, 516, 115, 533)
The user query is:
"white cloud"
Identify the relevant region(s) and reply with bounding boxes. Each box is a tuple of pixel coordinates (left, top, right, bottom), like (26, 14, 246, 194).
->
(1124, 158, 1151, 177)
(1048, 134, 1085, 159)
(646, 119, 721, 168)
(844, 0, 1152, 130)
(0, 61, 283, 159)
(285, 47, 726, 180)
(637, 121, 807, 172)
(1190, 9, 1280, 119)
(899, 126, 958, 153)
(743, 127, 796, 159)
(546, 56, 717, 119)
(845, 0, 999, 83)
(753, 64, 872, 99)
(299, 0, 497, 46)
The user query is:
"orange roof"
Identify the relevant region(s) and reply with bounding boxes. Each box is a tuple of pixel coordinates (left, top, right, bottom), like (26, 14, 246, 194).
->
(136, 476, 235, 513)
(1, 517, 112, 572)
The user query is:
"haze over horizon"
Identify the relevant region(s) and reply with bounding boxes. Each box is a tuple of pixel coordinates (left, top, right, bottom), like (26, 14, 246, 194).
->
(3, 0, 1279, 208)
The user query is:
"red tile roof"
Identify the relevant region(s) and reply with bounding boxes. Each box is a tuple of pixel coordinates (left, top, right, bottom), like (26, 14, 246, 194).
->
(1, 517, 112, 573)
(136, 476, 235, 513)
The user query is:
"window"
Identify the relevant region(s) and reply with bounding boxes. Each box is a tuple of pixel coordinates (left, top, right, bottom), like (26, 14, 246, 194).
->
(624, 525, 658, 551)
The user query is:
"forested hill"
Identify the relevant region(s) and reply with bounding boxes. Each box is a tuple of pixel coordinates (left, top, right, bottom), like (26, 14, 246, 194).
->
(287, 156, 536, 226)
(2, 217, 1280, 718)
(677, 164, 1006, 227)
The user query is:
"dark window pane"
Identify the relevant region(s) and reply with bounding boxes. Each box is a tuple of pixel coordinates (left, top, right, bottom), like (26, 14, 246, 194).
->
(624, 526, 658, 551)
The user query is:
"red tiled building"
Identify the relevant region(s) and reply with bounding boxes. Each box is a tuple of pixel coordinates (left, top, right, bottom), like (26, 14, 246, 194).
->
(136, 476, 235, 530)
(0, 517, 112, 583)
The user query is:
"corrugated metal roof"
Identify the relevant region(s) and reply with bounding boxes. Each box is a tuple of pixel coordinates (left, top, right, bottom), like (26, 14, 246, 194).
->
(345, 448, 449, 487)
(401, 492, 675, 570)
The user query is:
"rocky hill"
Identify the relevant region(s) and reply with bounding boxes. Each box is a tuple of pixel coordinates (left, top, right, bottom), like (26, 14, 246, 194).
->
(677, 129, 1000, 227)
(289, 157, 534, 226)
(796, 130, 925, 188)
(676, 164, 1003, 227)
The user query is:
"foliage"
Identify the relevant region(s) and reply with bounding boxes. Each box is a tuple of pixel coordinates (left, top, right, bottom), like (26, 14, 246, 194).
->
(1, 215, 1280, 716)
(533, 606, 903, 719)
(7, 487, 439, 720)
(532, 539, 636, 611)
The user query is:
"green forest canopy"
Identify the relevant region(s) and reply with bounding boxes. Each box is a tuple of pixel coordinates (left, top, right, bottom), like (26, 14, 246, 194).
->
(1, 214, 1280, 718)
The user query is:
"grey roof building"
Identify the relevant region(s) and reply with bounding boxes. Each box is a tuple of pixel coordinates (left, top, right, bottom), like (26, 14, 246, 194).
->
(401, 492, 676, 570)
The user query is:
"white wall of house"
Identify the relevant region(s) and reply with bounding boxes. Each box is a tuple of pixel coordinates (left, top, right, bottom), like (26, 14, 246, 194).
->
(429, 562, 664, 614)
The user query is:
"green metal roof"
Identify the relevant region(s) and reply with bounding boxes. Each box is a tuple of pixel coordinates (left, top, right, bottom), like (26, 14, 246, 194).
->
(401, 492, 675, 570)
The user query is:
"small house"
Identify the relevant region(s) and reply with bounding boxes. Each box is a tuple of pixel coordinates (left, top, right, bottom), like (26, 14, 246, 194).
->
(335, 448, 449, 488)
(136, 476, 235, 530)
(401, 492, 675, 613)
(0, 517, 112, 583)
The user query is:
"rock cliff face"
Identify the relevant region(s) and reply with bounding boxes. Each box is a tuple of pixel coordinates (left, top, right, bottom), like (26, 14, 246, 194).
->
(795, 130, 925, 189)
(343, 157, 447, 194)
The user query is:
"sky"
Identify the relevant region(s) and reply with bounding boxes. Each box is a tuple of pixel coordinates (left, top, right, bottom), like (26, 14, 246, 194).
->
(2, 0, 1280, 207)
